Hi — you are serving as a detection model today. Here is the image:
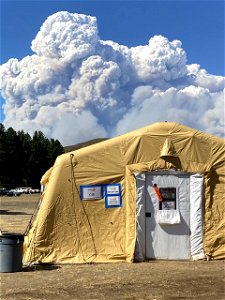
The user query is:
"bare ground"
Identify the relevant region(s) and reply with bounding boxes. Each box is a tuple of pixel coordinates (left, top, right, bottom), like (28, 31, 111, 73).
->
(0, 194, 224, 300)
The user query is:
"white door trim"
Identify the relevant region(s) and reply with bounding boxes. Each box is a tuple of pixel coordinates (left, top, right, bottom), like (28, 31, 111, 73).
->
(135, 171, 204, 261)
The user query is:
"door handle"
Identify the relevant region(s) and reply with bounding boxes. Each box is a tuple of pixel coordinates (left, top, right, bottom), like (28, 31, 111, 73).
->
(146, 212, 151, 218)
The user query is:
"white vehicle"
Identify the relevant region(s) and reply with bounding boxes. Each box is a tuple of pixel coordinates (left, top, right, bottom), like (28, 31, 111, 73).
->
(7, 189, 22, 196)
(30, 188, 41, 194)
(15, 187, 32, 194)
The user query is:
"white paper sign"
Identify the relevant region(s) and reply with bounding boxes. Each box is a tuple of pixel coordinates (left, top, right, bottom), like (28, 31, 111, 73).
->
(107, 195, 121, 206)
(157, 210, 181, 225)
(106, 185, 120, 194)
(81, 186, 102, 200)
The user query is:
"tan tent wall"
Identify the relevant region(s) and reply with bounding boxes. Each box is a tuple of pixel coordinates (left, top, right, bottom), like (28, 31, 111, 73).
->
(24, 122, 225, 263)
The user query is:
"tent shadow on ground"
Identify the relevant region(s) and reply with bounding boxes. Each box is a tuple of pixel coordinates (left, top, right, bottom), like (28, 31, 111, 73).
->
(0, 210, 31, 215)
(23, 264, 60, 272)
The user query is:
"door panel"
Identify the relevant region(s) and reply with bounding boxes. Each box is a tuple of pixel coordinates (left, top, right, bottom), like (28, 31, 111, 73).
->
(145, 173, 191, 259)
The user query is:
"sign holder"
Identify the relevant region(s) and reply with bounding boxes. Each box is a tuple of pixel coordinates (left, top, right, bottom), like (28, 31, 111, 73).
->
(80, 183, 122, 208)
(105, 183, 122, 208)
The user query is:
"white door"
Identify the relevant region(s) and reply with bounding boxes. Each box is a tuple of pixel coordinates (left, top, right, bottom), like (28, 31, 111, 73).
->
(145, 173, 191, 259)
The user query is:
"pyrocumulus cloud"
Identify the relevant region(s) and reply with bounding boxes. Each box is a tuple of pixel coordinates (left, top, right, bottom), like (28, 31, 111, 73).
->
(0, 11, 224, 145)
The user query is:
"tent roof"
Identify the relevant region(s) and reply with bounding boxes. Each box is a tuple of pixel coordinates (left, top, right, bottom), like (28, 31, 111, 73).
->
(73, 121, 224, 156)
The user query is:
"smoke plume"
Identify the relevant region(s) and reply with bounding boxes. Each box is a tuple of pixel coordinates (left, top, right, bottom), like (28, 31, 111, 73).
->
(1, 11, 224, 145)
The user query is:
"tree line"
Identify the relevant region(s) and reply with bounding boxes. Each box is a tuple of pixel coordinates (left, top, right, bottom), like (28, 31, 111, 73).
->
(0, 124, 64, 189)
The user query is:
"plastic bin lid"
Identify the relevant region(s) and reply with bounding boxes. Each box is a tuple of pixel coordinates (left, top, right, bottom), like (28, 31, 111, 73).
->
(0, 233, 24, 241)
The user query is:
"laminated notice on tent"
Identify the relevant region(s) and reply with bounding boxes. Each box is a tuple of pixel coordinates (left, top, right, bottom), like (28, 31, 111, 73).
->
(156, 210, 181, 225)
(80, 185, 104, 200)
(105, 195, 122, 208)
(105, 184, 122, 208)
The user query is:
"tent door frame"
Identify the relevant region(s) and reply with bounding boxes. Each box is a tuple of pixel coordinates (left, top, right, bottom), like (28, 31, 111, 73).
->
(134, 170, 205, 261)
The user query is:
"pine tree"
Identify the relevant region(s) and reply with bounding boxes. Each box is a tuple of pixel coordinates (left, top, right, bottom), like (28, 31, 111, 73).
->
(0, 124, 64, 189)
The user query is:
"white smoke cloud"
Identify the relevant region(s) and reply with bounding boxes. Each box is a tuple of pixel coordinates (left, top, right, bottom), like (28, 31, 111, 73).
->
(115, 85, 224, 136)
(0, 11, 224, 145)
(31, 12, 99, 62)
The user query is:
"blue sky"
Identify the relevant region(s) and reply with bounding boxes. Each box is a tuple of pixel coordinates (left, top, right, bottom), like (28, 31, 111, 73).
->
(1, 0, 224, 74)
(0, 0, 224, 142)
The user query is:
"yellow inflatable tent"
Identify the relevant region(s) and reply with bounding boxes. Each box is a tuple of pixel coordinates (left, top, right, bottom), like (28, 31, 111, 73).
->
(24, 122, 225, 263)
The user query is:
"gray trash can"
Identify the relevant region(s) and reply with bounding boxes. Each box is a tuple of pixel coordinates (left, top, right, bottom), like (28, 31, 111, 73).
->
(0, 234, 24, 273)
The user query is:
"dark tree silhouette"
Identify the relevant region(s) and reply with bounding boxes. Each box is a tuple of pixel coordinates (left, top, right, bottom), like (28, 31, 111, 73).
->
(0, 124, 64, 189)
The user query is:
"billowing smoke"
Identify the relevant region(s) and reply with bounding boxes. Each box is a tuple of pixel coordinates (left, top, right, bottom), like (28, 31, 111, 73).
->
(0, 11, 224, 145)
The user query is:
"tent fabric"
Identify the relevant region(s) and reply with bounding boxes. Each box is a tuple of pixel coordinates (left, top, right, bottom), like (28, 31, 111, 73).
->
(134, 172, 146, 262)
(24, 122, 225, 264)
(190, 174, 205, 260)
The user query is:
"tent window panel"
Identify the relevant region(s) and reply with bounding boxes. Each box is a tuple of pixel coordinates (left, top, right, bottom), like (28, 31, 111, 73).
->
(159, 188, 176, 210)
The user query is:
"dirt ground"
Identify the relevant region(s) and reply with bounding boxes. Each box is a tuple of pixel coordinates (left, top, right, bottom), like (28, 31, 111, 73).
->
(0, 194, 224, 300)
